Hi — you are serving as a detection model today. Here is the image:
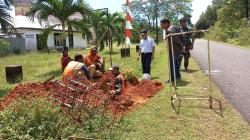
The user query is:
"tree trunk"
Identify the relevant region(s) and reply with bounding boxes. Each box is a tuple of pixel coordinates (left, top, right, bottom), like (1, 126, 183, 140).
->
(62, 23, 66, 48)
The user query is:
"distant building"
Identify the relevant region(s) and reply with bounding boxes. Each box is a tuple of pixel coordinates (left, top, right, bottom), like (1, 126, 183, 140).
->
(1, 0, 88, 51)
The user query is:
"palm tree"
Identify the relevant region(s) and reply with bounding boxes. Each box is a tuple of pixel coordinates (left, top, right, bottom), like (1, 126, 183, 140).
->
(89, 11, 107, 50)
(109, 12, 125, 47)
(90, 11, 125, 51)
(26, 0, 92, 49)
(0, 0, 14, 33)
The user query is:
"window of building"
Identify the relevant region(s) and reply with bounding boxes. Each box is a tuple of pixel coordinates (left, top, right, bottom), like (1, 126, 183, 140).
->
(54, 33, 63, 46)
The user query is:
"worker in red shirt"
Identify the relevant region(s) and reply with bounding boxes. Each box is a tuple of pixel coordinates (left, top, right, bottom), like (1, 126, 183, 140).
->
(109, 65, 125, 95)
(61, 47, 72, 72)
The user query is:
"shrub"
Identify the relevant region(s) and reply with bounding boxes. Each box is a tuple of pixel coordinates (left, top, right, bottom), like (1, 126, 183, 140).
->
(0, 39, 11, 56)
(12, 48, 22, 55)
(0, 98, 121, 139)
(0, 99, 70, 139)
(239, 28, 250, 46)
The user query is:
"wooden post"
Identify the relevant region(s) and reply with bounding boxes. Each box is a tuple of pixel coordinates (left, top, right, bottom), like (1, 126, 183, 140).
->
(5, 65, 23, 83)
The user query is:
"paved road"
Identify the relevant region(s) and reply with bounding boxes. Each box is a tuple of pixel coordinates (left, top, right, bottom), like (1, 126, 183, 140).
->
(191, 39, 250, 123)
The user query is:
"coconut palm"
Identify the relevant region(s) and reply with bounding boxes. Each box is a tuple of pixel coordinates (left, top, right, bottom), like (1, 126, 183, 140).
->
(0, 0, 14, 33)
(90, 11, 125, 51)
(109, 12, 125, 47)
(26, 0, 92, 49)
(89, 11, 107, 50)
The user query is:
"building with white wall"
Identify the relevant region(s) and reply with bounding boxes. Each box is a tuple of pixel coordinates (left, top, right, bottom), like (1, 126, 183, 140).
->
(14, 16, 88, 51)
(4, 0, 88, 51)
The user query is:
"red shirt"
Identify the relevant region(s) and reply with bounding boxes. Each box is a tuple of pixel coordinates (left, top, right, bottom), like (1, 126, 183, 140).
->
(61, 56, 72, 71)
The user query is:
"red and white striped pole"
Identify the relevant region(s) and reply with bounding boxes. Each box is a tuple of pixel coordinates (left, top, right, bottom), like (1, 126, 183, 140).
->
(125, 0, 133, 46)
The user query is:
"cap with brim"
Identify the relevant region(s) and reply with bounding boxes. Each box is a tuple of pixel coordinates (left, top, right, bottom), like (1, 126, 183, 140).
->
(108, 65, 119, 71)
(141, 29, 147, 35)
(91, 46, 97, 51)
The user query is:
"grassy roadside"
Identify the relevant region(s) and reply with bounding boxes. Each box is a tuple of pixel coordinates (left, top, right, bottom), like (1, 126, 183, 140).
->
(0, 43, 250, 139)
(111, 44, 250, 139)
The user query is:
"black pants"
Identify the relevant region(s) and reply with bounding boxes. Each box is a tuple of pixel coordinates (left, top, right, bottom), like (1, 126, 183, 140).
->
(141, 53, 152, 74)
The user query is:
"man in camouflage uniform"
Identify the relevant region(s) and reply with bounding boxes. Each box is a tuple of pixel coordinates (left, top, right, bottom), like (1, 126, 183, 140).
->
(178, 18, 195, 72)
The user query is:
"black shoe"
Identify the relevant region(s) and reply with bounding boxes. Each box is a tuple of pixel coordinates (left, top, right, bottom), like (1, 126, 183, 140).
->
(184, 68, 188, 72)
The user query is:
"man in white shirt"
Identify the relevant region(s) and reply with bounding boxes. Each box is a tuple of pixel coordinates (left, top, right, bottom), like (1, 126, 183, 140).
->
(137, 30, 156, 75)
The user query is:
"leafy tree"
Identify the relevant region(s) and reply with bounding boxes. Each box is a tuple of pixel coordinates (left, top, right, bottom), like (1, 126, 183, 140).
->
(26, 0, 92, 50)
(109, 12, 125, 47)
(89, 11, 108, 50)
(127, 0, 192, 29)
(89, 11, 125, 51)
(0, 0, 14, 33)
(208, 0, 250, 45)
(195, 0, 222, 30)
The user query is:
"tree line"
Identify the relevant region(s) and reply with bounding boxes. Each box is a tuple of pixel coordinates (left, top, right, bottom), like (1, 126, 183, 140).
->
(196, 0, 250, 46)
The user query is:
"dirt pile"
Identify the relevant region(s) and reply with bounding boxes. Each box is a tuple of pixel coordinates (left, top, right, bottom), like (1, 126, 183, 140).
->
(0, 72, 163, 115)
(127, 80, 163, 98)
(0, 83, 49, 111)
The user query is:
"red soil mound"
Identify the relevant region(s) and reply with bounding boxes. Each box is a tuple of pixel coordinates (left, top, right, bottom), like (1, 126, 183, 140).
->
(0, 73, 163, 116)
(0, 83, 49, 111)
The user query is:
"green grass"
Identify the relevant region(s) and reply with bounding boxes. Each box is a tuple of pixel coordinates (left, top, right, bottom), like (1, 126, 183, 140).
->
(0, 44, 250, 139)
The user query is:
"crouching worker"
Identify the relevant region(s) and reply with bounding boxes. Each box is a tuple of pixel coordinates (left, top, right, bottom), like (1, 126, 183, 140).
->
(84, 46, 104, 79)
(109, 65, 125, 96)
(63, 54, 90, 80)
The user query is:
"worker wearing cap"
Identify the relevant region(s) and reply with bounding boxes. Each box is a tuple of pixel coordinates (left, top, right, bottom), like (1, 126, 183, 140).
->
(109, 65, 125, 95)
(61, 47, 72, 72)
(179, 18, 195, 72)
(137, 30, 156, 76)
(160, 18, 182, 82)
(63, 54, 90, 80)
(84, 46, 103, 79)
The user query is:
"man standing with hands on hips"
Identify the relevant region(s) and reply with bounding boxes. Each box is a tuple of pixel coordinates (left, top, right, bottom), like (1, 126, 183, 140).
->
(137, 30, 156, 78)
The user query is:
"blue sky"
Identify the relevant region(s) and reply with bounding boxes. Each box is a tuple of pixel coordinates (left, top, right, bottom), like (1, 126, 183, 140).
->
(85, 0, 212, 24)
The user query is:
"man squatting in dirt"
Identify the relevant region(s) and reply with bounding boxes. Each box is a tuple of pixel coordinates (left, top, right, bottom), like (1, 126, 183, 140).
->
(108, 65, 125, 96)
(137, 29, 156, 77)
(84, 46, 104, 79)
(63, 54, 90, 80)
(178, 18, 196, 72)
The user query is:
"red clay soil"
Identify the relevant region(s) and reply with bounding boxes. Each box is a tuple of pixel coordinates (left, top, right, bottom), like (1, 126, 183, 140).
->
(0, 83, 49, 111)
(0, 72, 163, 116)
